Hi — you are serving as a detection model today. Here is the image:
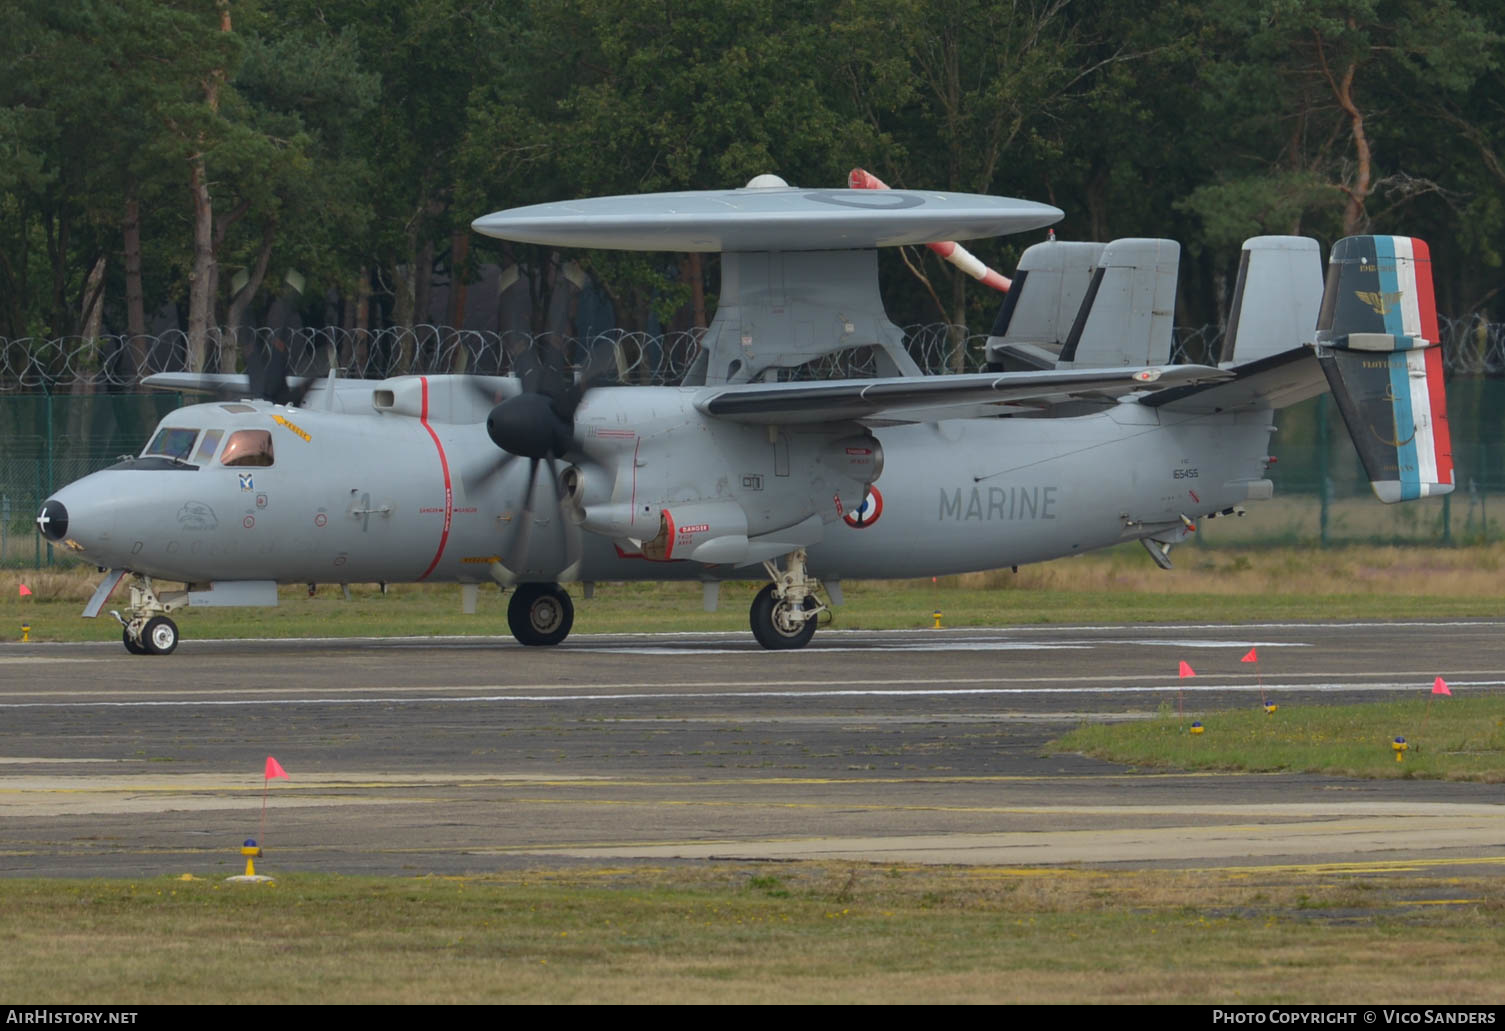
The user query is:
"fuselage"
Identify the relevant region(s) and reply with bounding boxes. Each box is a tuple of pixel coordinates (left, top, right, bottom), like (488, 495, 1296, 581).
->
(40, 379, 1276, 586)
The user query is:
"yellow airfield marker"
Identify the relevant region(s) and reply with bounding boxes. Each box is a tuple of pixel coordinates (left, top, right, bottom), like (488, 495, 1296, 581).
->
(226, 839, 275, 885)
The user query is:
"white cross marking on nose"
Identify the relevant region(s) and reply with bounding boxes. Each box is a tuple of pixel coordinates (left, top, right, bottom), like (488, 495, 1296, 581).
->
(36, 509, 50, 531)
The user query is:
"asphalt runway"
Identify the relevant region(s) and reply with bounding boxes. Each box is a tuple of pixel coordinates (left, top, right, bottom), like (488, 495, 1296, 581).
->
(2, 620, 1503, 878)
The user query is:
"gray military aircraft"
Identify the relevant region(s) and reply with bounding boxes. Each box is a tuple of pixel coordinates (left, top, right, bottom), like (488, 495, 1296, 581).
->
(35, 176, 1452, 654)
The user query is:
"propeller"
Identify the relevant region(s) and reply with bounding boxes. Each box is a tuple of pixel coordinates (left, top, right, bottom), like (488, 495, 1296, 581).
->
(248, 336, 328, 406)
(463, 339, 618, 584)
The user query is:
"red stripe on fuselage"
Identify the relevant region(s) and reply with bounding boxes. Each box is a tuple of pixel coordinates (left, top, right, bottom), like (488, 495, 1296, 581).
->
(417, 377, 454, 580)
(1424, 345, 1454, 485)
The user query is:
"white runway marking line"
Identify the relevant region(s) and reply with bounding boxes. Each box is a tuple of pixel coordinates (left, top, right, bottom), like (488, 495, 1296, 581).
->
(4, 668, 1504, 701)
(587, 638, 1311, 655)
(11, 619, 1505, 652)
(6, 679, 1505, 709)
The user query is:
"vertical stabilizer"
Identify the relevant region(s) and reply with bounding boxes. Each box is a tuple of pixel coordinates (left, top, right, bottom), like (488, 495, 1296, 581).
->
(1316, 236, 1453, 502)
(984, 240, 1104, 370)
(1222, 237, 1322, 365)
(1055, 239, 1179, 369)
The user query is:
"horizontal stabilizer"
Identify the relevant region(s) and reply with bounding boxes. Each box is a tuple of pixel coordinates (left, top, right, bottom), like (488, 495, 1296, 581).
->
(1316, 236, 1452, 502)
(1141, 345, 1325, 411)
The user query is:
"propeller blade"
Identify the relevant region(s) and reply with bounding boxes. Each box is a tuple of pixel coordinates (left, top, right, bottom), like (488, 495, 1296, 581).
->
(460, 449, 520, 497)
(460, 375, 505, 406)
(495, 457, 541, 582)
(510, 345, 546, 395)
(262, 338, 291, 403)
(548, 456, 584, 582)
(283, 344, 332, 407)
(559, 339, 618, 419)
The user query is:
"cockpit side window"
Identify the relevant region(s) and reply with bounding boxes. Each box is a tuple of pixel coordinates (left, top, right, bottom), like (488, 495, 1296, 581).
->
(194, 428, 225, 464)
(220, 429, 274, 467)
(143, 427, 200, 461)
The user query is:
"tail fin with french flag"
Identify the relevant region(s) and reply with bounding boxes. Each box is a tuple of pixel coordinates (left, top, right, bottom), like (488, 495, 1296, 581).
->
(1315, 236, 1454, 503)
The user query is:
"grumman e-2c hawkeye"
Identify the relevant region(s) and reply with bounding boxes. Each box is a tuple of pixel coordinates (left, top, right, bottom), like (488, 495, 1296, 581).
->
(36, 176, 1452, 653)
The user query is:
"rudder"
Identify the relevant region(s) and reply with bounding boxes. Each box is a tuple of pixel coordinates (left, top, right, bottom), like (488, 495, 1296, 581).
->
(1316, 236, 1453, 503)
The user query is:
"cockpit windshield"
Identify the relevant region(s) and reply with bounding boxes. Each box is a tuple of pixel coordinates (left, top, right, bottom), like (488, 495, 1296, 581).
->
(142, 427, 199, 461)
(194, 428, 225, 464)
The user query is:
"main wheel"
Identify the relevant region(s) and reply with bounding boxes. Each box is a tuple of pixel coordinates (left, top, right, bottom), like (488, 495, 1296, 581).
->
(122, 626, 148, 655)
(142, 615, 179, 655)
(507, 583, 573, 646)
(749, 583, 818, 650)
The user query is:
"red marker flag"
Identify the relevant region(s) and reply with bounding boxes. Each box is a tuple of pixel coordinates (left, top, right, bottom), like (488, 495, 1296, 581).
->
(1241, 648, 1258, 663)
(18, 584, 31, 597)
(1179, 661, 1196, 678)
(1432, 677, 1451, 696)
(265, 755, 289, 780)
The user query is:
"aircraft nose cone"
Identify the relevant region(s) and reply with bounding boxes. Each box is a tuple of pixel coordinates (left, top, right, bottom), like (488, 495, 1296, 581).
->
(36, 499, 68, 542)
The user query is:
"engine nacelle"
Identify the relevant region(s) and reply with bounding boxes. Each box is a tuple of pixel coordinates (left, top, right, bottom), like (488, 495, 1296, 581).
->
(640, 502, 750, 563)
(835, 432, 883, 486)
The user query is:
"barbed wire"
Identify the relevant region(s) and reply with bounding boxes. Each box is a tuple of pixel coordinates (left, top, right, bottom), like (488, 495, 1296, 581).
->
(1, 316, 1502, 391)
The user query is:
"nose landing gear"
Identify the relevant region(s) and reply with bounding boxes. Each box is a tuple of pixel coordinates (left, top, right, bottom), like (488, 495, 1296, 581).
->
(112, 575, 185, 655)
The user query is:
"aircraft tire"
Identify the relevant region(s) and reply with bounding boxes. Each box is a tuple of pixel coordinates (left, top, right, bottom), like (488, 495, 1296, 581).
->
(749, 584, 818, 650)
(122, 627, 149, 655)
(142, 616, 179, 656)
(508, 583, 573, 646)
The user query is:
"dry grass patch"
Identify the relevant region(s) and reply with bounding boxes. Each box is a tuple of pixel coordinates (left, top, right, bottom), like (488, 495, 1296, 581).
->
(2, 865, 1503, 1004)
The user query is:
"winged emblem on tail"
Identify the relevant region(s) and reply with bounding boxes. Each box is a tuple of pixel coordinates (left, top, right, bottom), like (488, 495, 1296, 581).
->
(1355, 290, 1404, 316)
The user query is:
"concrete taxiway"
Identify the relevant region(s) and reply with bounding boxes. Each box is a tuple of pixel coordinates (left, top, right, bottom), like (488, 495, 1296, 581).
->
(1, 621, 1502, 877)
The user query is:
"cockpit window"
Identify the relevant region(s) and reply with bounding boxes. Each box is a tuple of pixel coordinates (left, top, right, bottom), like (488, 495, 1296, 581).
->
(194, 428, 225, 464)
(220, 430, 274, 467)
(143, 427, 199, 461)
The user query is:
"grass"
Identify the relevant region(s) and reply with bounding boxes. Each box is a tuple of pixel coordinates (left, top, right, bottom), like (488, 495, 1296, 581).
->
(6, 542, 1505, 643)
(1056, 697, 1505, 782)
(2, 866, 1503, 1004)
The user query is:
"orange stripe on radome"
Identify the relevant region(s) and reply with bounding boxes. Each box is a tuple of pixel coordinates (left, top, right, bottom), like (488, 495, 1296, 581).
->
(417, 377, 454, 580)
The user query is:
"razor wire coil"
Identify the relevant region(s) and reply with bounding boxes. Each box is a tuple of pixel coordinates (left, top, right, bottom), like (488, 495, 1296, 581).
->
(1, 316, 1502, 391)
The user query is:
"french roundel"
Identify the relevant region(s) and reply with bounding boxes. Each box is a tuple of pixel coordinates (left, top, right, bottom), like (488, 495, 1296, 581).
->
(843, 486, 883, 529)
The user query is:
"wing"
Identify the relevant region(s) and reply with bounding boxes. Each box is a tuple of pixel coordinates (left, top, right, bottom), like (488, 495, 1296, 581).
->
(140, 372, 258, 395)
(694, 364, 1232, 424)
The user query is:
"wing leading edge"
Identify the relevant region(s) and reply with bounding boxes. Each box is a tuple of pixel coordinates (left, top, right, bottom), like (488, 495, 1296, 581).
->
(695, 364, 1233, 424)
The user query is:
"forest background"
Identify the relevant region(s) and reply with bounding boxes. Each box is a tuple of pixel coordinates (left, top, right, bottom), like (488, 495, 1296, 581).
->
(2, 0, 1502, 362)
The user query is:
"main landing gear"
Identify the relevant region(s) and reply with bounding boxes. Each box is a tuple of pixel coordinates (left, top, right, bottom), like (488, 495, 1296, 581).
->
(113, 574, 183, 655)
(750, 547, 826, 651)
(508, 582, 574, 646)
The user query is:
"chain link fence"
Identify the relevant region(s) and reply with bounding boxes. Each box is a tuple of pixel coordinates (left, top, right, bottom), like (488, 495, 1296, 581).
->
(3, 319, 1504, 567)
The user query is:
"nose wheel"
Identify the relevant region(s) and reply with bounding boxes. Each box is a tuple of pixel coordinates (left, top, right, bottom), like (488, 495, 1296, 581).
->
(114, 574, 186, 655)
(123, 615, 180, 656)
